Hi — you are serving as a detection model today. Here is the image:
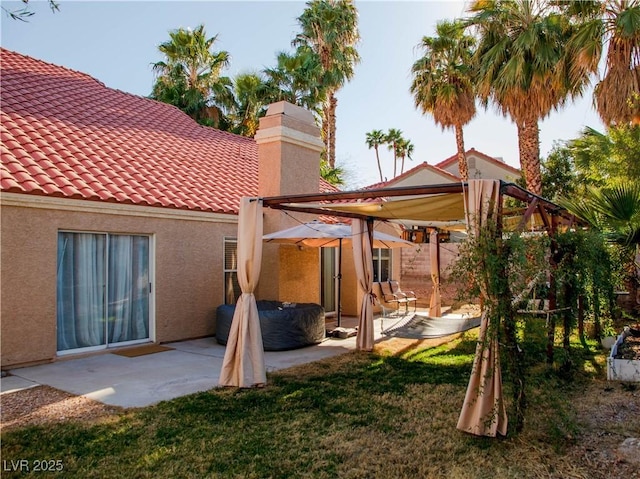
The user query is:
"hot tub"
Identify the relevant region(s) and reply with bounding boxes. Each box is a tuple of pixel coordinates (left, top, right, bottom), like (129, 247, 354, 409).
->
(215, 301, 325, 351)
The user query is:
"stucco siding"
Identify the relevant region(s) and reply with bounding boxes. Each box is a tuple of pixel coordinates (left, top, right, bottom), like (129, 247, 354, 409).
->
(1, 205, 58, 367)
(277, 246, 320, 304)
(440, 153, 520, 182)
(392, 170, 455, 187)
(1, 198, 237, 367)
(469, 158, 520, 181)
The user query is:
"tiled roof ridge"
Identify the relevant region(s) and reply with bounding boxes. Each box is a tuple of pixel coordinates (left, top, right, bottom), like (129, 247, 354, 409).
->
(1, 47, 108, 88)
(1, 48, 255, 147)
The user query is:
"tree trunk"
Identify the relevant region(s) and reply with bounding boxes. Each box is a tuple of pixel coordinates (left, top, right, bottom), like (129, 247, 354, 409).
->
(327, 93, 338, 169)
(322, 102, 330, 164)
(563, 303, 571, 351)
(517, 116, 542, 195)
(393, 148, 397, 178)
(455, 124, 469, 181)
(623, 247, 640, 312)
(375, 147, 384, 182)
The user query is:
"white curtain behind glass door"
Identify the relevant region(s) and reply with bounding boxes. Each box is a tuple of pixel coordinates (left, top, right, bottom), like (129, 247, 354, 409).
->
(57, 233, 106, 350)
(57, 233, 150, 351)
(108, 235, 149, 343)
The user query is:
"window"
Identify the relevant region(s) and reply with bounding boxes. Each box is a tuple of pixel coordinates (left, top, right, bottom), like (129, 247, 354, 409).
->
(373, 248, 391, 282)
(57, 232, 151, 353)
(224, 237, 241, 304)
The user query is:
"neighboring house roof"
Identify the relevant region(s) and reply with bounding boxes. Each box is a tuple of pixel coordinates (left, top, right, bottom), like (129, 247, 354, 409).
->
(365, 162, 460, 190)
(1, 48, 336, 214)
(319, 178, 338, 193)
(364, 148, 520, 191)
(435, 147, 521, 177)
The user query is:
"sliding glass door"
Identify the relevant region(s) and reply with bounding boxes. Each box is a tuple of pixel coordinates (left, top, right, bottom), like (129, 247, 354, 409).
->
(321, 248, 337, 316)
(57, 232, 151, 353)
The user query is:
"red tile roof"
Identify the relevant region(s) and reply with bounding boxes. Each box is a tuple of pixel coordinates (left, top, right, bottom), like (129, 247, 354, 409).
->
(1, 48, 268, 214)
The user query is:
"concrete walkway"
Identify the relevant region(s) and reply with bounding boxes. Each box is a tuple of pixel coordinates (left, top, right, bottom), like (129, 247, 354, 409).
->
(1, 317, 390, 408)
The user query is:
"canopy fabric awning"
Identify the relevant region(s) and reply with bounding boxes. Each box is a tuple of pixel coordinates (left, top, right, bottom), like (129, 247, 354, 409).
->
(316, 193, 467, 223)
(261, 181, 584, 232)
(219, 197, 266, 388)
(284, 197, 558, 233)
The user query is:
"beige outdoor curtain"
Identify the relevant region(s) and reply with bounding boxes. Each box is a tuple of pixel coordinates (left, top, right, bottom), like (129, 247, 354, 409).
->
(429, 229, 442, 317)
(456, 180, 508, 437)
(352, 219, 375, 351)
(219, 197, 267, 388)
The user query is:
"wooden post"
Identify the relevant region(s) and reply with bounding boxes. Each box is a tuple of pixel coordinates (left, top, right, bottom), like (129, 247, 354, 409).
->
(547, 215, 558, 364)
(498, 186, 526, 432)
(578, 294, 585, 340)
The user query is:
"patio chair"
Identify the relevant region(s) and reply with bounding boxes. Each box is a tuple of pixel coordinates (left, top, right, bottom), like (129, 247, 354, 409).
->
(381, 280, 417, 313)
(374, 282, 396, 312)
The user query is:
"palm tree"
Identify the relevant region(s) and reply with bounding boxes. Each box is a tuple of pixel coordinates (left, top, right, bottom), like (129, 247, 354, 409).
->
(561, 182, 640, 306)
(365, 129, 386, 182)
(466, 0, 591, 195)
(567, 124, 640, 188)
(396, 138, 415, 175)
(219, 72, 271, 137)
(294, 0, 360, 168)
(562, 0, 640, 126)
(263, 47, 326, 115)
(320, 160, 346, 186)
(411, 19, 476, 181)
(151, 24, 230, 127)
(385, 128, 403, 178)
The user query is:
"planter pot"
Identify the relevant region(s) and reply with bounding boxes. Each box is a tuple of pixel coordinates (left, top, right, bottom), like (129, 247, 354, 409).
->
(607, 331, 640, 382)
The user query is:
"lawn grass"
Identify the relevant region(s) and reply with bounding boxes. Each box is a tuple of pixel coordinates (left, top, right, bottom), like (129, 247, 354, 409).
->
(1, 327, 631, 479)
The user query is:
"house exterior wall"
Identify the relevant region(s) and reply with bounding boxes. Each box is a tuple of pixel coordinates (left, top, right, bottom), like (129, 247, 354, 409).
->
(389, 169, 455, 187)
(469, 158, 520, 181)
(400, 242, 462, 305)
(340, 247, 359, 316)
(0, 194, 237, 367)
(277, 246, 320, 304)
(440, 153, 520, 182)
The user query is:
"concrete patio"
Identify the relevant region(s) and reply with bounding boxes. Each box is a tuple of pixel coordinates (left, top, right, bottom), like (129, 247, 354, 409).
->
(1, 315, 393, 408)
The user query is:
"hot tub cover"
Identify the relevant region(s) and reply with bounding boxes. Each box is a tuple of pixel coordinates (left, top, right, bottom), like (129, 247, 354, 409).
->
(216, 301, 325, 351)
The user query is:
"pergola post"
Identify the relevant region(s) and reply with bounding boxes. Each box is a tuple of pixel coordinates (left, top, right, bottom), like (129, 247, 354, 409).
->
(546, 214, 558, 364)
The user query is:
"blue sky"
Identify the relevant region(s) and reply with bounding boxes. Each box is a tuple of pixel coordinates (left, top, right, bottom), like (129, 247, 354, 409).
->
(2, 0, 605, 188)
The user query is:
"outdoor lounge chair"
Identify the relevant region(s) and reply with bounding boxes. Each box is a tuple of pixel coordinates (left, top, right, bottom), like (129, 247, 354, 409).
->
(380, 280, 417, 313)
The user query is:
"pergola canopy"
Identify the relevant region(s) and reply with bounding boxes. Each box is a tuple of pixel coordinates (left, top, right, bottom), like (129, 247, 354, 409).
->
(221, 180, 585, 438)
(260, 181, 584, 232)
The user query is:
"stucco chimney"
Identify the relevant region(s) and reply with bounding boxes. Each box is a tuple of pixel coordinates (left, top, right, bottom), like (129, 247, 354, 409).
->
(254, 101, 324, 302)
(255, 101, 324, 197)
